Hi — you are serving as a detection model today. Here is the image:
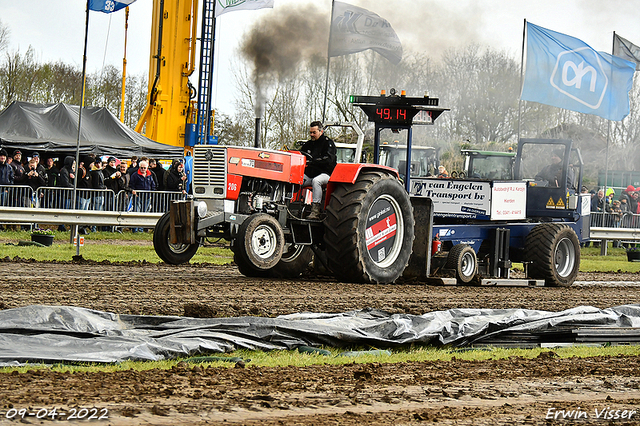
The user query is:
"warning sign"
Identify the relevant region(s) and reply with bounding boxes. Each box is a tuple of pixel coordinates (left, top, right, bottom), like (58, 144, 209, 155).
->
(546, 197, 556, 209)
(555, 197, 565, 209)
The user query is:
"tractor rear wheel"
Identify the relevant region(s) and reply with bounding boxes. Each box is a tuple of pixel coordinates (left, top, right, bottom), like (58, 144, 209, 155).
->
(270, 244, 313, 278)
(233, 213, 284, 276)
(153, 212, 199, 264)
(526, 223, 580, 287)
(324, 171, 414, 283)
(445, 244, 478, 284)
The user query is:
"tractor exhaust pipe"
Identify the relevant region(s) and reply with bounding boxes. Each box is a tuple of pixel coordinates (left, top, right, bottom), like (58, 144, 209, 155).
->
(254, 117, 261, 148)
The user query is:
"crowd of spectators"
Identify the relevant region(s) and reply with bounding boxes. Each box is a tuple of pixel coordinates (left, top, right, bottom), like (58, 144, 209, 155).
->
(0, 149, 188, 232)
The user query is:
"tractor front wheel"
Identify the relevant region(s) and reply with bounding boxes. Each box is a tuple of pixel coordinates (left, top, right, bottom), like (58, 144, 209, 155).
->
(153, 212, 200, 264)
(233, 213, 285, 276)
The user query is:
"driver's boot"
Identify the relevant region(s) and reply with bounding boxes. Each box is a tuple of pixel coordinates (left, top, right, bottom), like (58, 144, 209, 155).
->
(307, 203, 322, 220)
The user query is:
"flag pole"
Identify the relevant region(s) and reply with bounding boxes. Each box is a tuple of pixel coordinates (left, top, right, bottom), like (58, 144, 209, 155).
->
(73, 1, 91, 256)
(517, 19, 526, 143)
(322, 0, 336, 123)
(120, 6, 130, 122)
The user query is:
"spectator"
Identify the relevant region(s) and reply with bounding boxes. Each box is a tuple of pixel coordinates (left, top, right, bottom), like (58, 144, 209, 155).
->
(631, 190, 640, 216)
(129, 160, 156, 232)
(140, 157, 159, 189)
(10, 150, 26, 210)
(127, 156, 139, 176)
(116, 162, 130, 193)
(102, 156, 121, 194)
(91, 160, 107, 232)
(591, 189, 609, 213)
(437, 165, 449, 178)
(0, 148, 14, 206)
(10, 150, 25, 186)
(24, 157, 46, 193)
(58, 156, 76, 189)
(44, 157, 60, 187)
(150, 158, 166, 191)
(611, 200, 624, 248)
(77, 156, 93, 211)
(32, 152, 46, 177)
(606, 188, 615, 207)
(165, 159, 187, 194)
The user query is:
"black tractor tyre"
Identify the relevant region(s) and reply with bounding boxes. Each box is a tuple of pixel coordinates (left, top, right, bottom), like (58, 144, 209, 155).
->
(445, 244, 478, 284)
(525, 223, 580, 287)
(324, 171, 415, 284)
(233, 213, 285, 274)
(270, 244, 313, 278)
(232, 250, 271, 278)
(153, 211, 200, 264)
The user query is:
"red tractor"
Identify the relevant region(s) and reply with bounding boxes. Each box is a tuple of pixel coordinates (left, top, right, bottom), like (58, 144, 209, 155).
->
(153, 145, 415, 283)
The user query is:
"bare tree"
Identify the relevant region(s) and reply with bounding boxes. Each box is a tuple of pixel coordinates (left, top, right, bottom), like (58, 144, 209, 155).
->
(0, 19, 9, 54)
(0, 47, 38, 107)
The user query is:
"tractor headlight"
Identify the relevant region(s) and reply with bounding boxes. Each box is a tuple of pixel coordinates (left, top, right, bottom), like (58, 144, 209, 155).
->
(196, 201, 208, 218)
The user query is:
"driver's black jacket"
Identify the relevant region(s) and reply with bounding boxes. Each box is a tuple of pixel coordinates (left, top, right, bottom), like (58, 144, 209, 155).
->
(300, 134, 337, 178)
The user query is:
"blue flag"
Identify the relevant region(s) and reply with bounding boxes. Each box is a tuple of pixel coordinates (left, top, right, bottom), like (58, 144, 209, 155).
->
(521, 22, 636, 121)
(88, 0, 136, 13)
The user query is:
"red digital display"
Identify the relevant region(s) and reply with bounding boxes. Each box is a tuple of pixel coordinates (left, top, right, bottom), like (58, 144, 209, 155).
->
(375, 108, 407, 121)
(361, 105, 418, 125)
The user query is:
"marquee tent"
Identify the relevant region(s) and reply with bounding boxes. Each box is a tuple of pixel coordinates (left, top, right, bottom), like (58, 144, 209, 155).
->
(0, 101, 184, 159)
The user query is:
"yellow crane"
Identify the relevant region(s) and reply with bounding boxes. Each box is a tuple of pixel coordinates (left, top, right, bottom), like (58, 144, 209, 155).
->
(134, 0, 200, 150)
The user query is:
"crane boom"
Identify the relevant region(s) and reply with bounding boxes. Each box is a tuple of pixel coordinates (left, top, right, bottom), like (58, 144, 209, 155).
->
(135, 0, 199, 148)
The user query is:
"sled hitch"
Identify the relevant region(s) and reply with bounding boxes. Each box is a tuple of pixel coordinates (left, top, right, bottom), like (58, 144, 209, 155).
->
(169, 200, 196, 245)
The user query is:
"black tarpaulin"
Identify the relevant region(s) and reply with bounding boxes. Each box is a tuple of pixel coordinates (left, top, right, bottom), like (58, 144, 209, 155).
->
(1, 305, 639, 366)
(0, 101, 184, 158)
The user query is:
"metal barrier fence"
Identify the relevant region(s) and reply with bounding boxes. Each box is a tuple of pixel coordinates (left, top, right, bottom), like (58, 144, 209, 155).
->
(590, 211, 640, 229)
(0, 185, 185, 226)
(0, 185, 37, 208)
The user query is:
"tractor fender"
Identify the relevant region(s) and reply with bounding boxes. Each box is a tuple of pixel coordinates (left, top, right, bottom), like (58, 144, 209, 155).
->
(326, 163, 400, 204)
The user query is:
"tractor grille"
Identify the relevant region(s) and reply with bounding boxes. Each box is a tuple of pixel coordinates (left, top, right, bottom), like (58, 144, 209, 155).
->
(192, 146, 227, 198)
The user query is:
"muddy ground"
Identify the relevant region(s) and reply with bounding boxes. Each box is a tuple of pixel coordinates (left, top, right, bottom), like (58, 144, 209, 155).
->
(0, 257, 639, 425)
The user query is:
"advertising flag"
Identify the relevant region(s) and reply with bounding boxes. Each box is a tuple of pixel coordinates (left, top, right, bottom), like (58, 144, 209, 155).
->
(329, 1, 402, 65)
(521, 22, 636, 121)
(614, 33, 640, 69)
(215, 0, 275, 18)
(88, 0, 137, 13)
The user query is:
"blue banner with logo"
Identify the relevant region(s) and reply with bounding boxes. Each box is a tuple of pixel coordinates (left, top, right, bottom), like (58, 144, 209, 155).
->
(521, 22, 636, 121)
(88, 0, 136, 14)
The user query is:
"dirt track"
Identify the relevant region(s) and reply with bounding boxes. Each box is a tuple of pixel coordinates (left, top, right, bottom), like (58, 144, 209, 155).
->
(1, 259, 640, 425)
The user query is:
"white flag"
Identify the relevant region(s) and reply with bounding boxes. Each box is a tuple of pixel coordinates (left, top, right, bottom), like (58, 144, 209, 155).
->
(215, 0, 274, 18)
(329, 1, 402, 65)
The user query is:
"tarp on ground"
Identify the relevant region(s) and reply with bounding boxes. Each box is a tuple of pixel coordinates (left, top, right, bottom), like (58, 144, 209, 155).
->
(0, 101, 184, 159)
(0, 304, 639, 366)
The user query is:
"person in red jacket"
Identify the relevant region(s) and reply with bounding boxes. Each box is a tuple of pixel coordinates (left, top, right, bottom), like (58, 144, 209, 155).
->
(129, 160, 157, 232)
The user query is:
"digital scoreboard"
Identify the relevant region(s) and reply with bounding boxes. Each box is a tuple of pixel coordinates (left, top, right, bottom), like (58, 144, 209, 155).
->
(350, 91, 447, 126)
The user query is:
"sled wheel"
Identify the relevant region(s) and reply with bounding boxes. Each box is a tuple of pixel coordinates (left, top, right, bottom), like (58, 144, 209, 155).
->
(153, 212, 200, 264)
(233, 213, 284, 275)
(324, 171, 414, 283)
(445, 244, 478, 284)
(526, 223, 580, 287)
(271, 244, 313, 278)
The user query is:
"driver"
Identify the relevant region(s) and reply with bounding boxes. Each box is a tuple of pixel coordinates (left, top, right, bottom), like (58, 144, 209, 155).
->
(535, 149, 563, 187)
(300, 121, 337, 220)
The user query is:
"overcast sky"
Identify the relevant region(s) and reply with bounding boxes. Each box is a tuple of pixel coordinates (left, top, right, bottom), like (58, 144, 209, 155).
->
(2, 0, 640, 116)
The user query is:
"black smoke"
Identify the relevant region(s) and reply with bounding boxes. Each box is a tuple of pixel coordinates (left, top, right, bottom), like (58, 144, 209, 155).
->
(240, 4, 329, 116)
